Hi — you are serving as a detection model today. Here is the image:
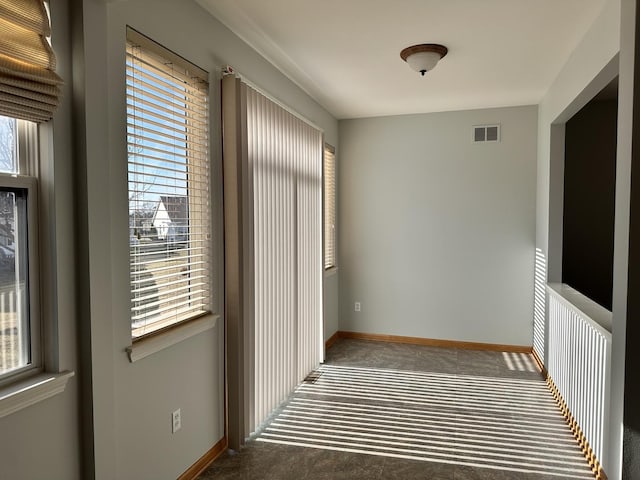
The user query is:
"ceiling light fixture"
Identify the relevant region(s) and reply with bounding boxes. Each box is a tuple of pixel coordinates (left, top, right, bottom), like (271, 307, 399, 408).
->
(400, 44, 448, 76)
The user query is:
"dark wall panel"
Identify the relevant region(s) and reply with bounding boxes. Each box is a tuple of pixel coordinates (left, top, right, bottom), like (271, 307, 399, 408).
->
(562, 99, 617, 310)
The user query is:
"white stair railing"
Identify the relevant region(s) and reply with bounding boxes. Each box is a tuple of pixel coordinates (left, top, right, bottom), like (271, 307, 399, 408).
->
(547, 284, 611, 470)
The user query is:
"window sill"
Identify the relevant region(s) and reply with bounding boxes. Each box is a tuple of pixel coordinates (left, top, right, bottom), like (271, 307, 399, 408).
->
(0, 370, 75, 419)
(126, 314, 219, 363)
(324, 267, 338, 278)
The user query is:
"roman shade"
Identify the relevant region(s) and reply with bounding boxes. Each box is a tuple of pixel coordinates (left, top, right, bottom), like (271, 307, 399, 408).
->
(0, 0, 63, 122)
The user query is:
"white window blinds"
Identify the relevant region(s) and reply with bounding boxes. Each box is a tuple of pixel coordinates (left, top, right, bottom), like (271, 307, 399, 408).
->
(126, 29, 211, 339)
(324, 144, 336, 269)
(0, 0, 63, 122)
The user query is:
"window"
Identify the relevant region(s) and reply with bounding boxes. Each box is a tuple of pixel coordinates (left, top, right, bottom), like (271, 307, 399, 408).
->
(126, 29, 211, 339)
(324, 144, 336, 270)
(0, 0, 74, 415)
(0, 116, 39, 382)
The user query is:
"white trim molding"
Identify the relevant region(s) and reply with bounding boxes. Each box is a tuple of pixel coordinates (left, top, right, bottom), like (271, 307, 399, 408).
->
(0, 371, 74, 419)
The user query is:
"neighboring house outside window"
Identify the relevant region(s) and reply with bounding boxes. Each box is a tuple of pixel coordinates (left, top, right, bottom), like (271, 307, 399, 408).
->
(152, 196, 189, 247)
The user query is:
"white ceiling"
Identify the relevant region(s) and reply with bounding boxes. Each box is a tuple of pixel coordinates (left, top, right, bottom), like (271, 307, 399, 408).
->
(197, 0, 607, 119)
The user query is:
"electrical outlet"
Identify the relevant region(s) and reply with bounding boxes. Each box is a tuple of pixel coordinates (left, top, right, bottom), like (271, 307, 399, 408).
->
(172, 409, 181, 433)
(354, 302, 361, 312)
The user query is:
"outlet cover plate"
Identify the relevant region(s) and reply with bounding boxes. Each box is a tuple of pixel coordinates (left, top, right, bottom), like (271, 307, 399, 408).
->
(172, 409, 181, 433)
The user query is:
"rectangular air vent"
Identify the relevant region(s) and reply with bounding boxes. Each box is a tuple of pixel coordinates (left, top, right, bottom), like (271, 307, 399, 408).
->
(473, 124, 500, 143)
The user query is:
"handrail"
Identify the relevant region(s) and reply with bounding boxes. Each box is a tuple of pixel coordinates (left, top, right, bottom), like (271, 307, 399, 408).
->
(547, 283, 612, 336)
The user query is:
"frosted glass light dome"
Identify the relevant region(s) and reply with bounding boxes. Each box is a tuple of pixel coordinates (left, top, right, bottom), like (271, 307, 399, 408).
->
(406, 51, 441, 74)
(400, 44, 448, 76)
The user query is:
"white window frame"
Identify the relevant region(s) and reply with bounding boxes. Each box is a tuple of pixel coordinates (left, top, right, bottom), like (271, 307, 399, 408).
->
(0, 120, 40, 385)
(0, 118, 73, 417)
(0, 174, 40, 383)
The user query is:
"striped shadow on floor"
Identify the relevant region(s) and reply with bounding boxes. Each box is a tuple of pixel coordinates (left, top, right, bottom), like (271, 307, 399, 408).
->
(255, 364, 594, 479)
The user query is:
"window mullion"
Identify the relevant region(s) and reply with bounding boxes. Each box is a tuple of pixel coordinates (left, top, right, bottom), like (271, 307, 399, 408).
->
(17, 120, 39, 176)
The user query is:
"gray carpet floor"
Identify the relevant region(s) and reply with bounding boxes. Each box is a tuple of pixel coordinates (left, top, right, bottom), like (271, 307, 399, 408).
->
(198, 339, 593, 480)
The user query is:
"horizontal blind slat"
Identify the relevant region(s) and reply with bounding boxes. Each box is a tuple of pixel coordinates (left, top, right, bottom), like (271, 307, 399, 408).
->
(126, 93, 208, 125)
(126, 116, 209, 145)
(127, 146, 208, 167)
(126, 92, 207, 126)
(125, 53, 208, 97)
(126, 52, 207, 94)
(128, 168, 209, 189)
(130, 259, 208, 276)
(130, 281, 209, 305)
(131, 298, 208, 322)
(128, 150, 210, 171)
(125, 73, 209, 116)
(131, 271, 209, 292)
(127, 124, 208, 153)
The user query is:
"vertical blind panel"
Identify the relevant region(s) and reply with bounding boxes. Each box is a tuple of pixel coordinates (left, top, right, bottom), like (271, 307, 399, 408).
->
(0, 0, 62, 122)
(245, 84, 323, 431)
(127, 34, 211, 339)
(323, 146, 336, 269)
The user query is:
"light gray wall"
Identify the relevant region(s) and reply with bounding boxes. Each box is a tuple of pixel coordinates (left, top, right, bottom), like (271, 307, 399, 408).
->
(338, 106, 537, 346)
(324, 270, 339, 343)
(70, 1, 339, 479)
(535, 0, 628, 475)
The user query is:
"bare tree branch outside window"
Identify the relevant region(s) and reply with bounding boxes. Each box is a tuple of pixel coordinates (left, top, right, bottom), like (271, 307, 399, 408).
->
(0, 116, 17, 174)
